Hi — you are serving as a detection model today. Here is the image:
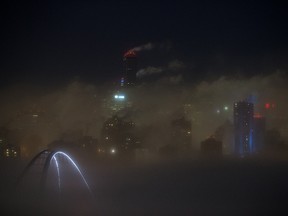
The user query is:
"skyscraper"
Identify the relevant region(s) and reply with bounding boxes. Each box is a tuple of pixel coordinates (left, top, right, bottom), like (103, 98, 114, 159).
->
(253, 113, 266, 153)
(234, 101, 254, 156)
(123, 50, 137, 86)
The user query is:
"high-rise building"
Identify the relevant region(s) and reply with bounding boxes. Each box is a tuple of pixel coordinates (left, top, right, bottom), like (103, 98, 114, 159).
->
(253, 113, 266, 153)
(170, 117, 192, 152)
(0, 128, 20, 159)
(234, 101, 254, 156)
(99, 115, 139, 155)
(123, 50, 137, 86)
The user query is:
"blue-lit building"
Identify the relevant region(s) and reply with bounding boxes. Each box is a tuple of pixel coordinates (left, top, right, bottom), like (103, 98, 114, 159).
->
(234, 101, 254, 156)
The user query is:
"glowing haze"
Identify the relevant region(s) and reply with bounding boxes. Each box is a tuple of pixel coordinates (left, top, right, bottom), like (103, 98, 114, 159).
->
(0, 72, 287, 157)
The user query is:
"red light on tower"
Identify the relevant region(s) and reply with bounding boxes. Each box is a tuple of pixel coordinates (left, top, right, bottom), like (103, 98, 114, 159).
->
(124, 50, 137, 58)
(265, 103, 270, 109)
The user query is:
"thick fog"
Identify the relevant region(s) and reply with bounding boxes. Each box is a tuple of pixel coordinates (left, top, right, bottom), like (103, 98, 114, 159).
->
(0, 72, 287, 158)
(1, 72, 288, 216)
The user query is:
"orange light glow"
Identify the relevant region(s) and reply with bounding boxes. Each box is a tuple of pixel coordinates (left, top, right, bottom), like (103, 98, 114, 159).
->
(124, 50, 137, 58)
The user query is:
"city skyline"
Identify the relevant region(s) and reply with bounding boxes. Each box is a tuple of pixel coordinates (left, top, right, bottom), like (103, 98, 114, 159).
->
(1, 1, 288, 215)
(0, 70, 287, 159)
(0, 0, 287, 179)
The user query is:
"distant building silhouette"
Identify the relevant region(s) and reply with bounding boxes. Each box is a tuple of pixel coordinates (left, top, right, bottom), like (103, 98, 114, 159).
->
(0, 127, 20, 159)
(200, 137, 222, 158)
(253, 113, 266, 153)
(214, 120, 234, 155)
(159, 116, 191, 157)
(170, 117, 192, 152)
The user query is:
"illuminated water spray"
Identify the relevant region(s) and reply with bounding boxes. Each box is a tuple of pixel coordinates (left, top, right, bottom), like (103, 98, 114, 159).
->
(53, 156, 61, 192)
(17, 149, 93, 199)
(50, 151, 92, 195)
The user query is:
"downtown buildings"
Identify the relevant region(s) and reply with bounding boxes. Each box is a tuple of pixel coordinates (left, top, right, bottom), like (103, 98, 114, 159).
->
(233, 101, 266, 156)
(99, 50, 139, 156)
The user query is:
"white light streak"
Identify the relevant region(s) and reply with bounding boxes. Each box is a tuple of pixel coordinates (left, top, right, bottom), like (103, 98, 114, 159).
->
(53, 155, 61, 193)
(50, 151, 93, 196)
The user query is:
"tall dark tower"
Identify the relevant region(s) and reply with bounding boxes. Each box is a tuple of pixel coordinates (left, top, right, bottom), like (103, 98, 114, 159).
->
(253, 113, 266, 153)
(123, 50, 137, 86)
(234, 101, 254, 156)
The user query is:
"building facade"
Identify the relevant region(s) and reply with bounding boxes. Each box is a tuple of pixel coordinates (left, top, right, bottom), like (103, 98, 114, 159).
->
(253, 113, 266, 153)
(123, 50, 137, 86)
(234, 101, 254, 156)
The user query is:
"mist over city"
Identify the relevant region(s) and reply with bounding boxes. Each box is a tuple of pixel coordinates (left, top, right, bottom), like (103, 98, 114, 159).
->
(1, 72, 288, 158)
(1, 0, 288, 215)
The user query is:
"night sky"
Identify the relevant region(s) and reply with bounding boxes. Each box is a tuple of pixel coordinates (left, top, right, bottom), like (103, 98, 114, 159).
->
(1, 0, 287, 87)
